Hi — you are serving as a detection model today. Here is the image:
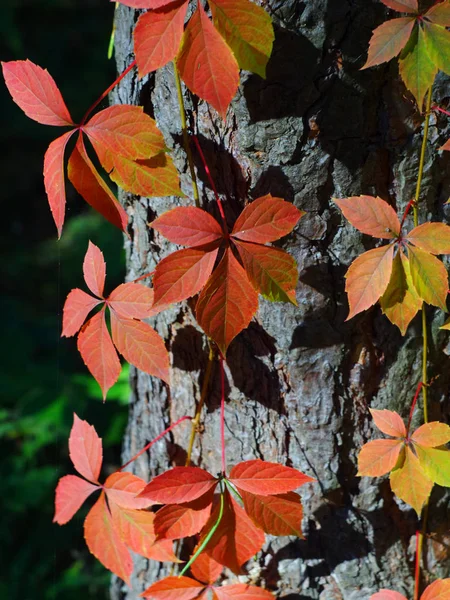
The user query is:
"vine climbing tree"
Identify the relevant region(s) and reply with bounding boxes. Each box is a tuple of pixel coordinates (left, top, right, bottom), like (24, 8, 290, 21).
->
(3, 0, 450, 599)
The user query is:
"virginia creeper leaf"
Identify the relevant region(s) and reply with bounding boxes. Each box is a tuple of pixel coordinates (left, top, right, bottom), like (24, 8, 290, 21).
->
(83, 241, 106, 298)
(104, 472, 155, 509)
(62, 289, 101, 337)
(139, 467, 217, 504)
(196, 248, 259, 354)
(2, 59, 74, 126)
(370, 592, 407, 600)
(240, 490, 304, 537)
(425, 2, 450, 26)
(43, 130, 75, 237)
(53, 475, 100, 525)
(408, 244, 448, 310)
(381, 0, 417, 12)
(380, 251, 422, 335)
(334, 196, 400, 239)
(422, 21, 450, 74)
(108, 282, 155, 319)
(141, 576, 205, 600)
(213, 585, 274, 600)
(407, 222, 450, 255)
(154, 493, 214, 540)
(231, 195, 304, 244)
(399, 24, 437, 109)
(110, 311, 170, 384)
(390, 446, 433, 514)
(152, 248, 219, 308)
(229, 459, 313, 496)
(357, 439, 404, 477)
(118, 0, 178, 7)
(151, 207, 224, 247)
(362, 18, 416, 70)
(84, 492, 133, 584)
(369, 408, 407, 438)
(134, 1, 189, 77)
(68, 135, 129, 233)
(234, 241, 298, 305)
(177, 2, 240, 118)
(209, 0, 274, 78)
(69, 413, 103, 483)
(411, 422, 450, 447)
(415, 446, 450, 487)
(77, 309, 121, 400)
(190, 551, 223, 585)
(345, 244, 395, 319)
(421, 579, 450, 600)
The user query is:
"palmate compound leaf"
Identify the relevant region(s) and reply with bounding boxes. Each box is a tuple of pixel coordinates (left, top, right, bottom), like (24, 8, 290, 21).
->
(138, 466, 218, 504)
(135, 0, 189, 77)
(381, 0, 417, 12)
(240, 490, 304, 537)
(209, 0, 275, 78)
(420, 579, 450, 600)
(228, 459, 314, 496)
(141, 576, 206, 600)
(69, 413, 103, 483)
(369, 408, 407, 438)
(334, 196, 400, 239)
(117, 0, 178, 7)
(177, 1, 240, 118)
(362, 17, 416, 70)
(213, 585, 274, 600)
(406, 222, 450, 254)
(408, 244, 448, 310)
(399, 23, 437, 110)
(390, 446, 433, 514)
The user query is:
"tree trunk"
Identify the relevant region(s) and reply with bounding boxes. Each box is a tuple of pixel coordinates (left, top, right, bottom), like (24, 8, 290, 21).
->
(111, 1, 450, 599)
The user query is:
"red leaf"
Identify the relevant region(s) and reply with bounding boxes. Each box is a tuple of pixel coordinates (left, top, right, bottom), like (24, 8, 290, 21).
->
(370, 592, 408, 600)
(110, 311, 170, 384)
(153, 248, 219, 307)
(357, 439, 404, 477)
(118, 0, 178, 7)
(213, 584, 274, 600)
(177, 2, 240, 117)
(345, 244, 395, 320)
(240, 490, 304, 537)
(43, 130, 75, 237)
(83, 241, 106, 298)
(154, 492, 214, 539)
(68, 135, 128, 232)
(151, 207, 224, 247)
(421, 579, 450, 600)
(406, 222, 450, 255)
(138, 467, 217, 504)
(231, 195, 304, 244)
(203, 492, 264, 573)
(53, 475, 100, 525)
(381, 0, 417, 12)
(77, 309, 121, 400)
(62, 289, 102, 337)
(135, 1, 189, 77)
(69, 413, 103, 483)
(196, 248, 259, 354)
(85, 105, 166, 164)
(84, 492, 133, 584)
(2, 60, 74, 126)
(233, 241, 298, 305)
(104, 472, 155, 509)
(108, 282, 155, 319)
(362, 17, 415, 70)
(229, 459, 314, 496)
(190, 551, 223, 585)
(141, 576, 205, 600)
(369, 409, 406, 438)
(334, 196, 400, 239)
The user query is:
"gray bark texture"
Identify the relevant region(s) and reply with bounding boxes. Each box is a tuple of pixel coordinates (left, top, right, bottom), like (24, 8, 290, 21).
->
(110, 1, 450, 599)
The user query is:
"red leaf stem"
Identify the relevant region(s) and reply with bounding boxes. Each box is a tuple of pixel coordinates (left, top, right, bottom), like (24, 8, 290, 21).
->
(432, 105, 450, 117)
(414, 530, 421, 600)
(406, 381, 423, 437)
(132, 271, 155, 284)
(400, 198, 416, 229)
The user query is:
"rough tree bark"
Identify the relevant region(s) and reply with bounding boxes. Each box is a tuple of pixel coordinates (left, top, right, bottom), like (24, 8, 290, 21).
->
(110, 1, 450, 599)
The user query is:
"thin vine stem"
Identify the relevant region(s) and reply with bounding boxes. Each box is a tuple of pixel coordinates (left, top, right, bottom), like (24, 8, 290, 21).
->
(173, 61, 200, 207)
(220, 355, 226, 474)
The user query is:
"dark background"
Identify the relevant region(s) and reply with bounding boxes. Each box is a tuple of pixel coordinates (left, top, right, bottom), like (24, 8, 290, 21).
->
(0, 1, 129, 597)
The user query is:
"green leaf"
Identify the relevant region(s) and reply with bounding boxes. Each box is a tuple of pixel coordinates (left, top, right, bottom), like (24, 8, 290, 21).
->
(416, 446, 450, 487)
(399, 24, 437, 109)
(422, 21, 450, 75)
(425, 1, 450, 26)
(408, 245, 448, 310)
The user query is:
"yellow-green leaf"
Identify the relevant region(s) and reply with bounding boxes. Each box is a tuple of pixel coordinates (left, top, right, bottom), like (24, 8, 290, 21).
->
(399, 24, 437, 109)
(422, 21, 450, 74)
(415, 446, 450, 487)
(390, 446, 433, 515)
(408, 245, 448, 310)
(425, 1, 450, 27)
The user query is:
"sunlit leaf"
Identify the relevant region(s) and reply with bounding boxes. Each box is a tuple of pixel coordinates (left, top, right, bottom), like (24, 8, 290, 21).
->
(53, 475, 100, 525)
(241, 490, 304, 537)
(139, 467, 217, 504)
(358, 440, 404, 477)
(369, 408, 406, 438)
(407, 222, 450, 255)
(399, 24, 437, 109)
(69, 413, 103, 484)
(390, 446, 433, 514)
(229, 459, 313, 496)
(408, 244, 448, 310)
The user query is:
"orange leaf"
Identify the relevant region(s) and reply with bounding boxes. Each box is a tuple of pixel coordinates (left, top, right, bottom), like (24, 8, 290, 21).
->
(154, 493, 214, 540)
(229, 459, 313, 496)
(108, 282, 155, 319)
(357, 439, 404, 477)
(2, 59, 74, 126)
(84, 492, 133, 584)
(43, 130, 75, 237)
(83, 241, 106, 298)
(69, 413, 103, 483)
(369, 408, 406, 438)
(370, 592, 408, 600)
(390, 446, 433, 514)
(381, 0, 417, 12)
(241, 490, 304, 537)
(110, 311, 170, 384)
(411, 422, 450, 447)
(334, 196, 400, 239)
(53, 475, 100, 525)
(62, 289, 102, 337)
(362, 18, 415, 70)
(77, 309, 121, 400)
(104, 472, 155, 509)
(406, 222, 450, 255)
(421, 579, 450, 600)
(345, 244, 395, 319)
(408, 244, 448, 310)
(177, 2, 240, 118)
(151, 207, 224, 247)
(231, 195, 304, 244)
(196, 248, 259, 354)
(67, 135, 128, 233)
(213, 585, 274, 600)
(190, 551, 223, 585)
(135, 1, 189, 77)
(153, 248, 219, 308)
(425, 2, 450, 26)
(141, 576, 205, 600)
(139, 467, 217, 504)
